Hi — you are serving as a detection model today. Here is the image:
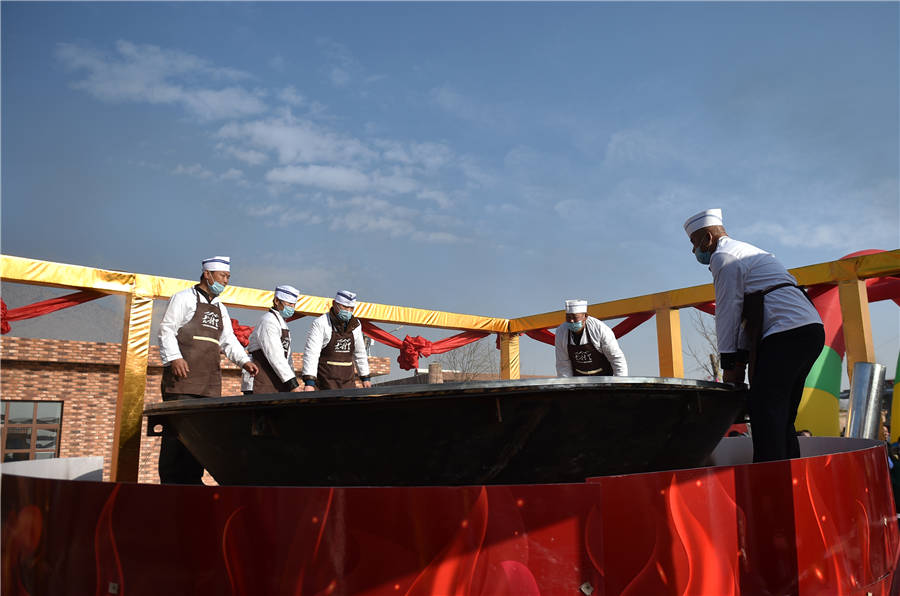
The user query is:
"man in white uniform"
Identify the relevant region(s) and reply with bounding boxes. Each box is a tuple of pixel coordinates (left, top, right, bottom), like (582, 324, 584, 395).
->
(301, 290, 372, 391)
(157, 256, 259, 484)
(684, 209, 824, 462)
(555, 299, 628, 377)
(243, 284, 302, 394)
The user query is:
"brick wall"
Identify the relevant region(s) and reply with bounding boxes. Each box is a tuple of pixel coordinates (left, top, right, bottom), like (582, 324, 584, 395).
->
(0, 336, 390, 484)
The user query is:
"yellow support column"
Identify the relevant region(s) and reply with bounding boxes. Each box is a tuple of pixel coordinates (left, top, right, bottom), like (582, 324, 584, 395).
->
(655, 306, 684, 378)
(110, 291, 154, 482)
(499, 333, 520, 380)
(838, 278, 875, 382)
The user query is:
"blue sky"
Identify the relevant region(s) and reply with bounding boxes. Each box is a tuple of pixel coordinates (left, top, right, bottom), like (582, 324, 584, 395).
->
(2, 2, 898, 381)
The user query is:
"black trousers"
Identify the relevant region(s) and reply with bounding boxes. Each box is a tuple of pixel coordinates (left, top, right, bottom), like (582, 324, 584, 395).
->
(749, 323, 825, 463)
(158, 393, 205, 484)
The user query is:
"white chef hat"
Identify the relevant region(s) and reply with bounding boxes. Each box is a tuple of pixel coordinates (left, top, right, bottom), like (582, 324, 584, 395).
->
(274, 285, 300, 304)
(683, 209, 723, 236)
(334, 290, 357, 308)
(202, 256, 231, 272)
(565, 299, 588, 314)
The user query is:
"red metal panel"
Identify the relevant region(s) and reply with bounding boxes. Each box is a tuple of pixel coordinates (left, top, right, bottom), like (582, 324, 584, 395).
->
(2, 443, 897, 596)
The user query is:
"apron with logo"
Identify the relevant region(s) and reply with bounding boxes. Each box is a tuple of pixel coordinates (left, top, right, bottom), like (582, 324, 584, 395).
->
(568, 329, 613, 376)
(317, 315, 360, 390)
(251, 311, 293, 394)
(161, 288, 223, 397)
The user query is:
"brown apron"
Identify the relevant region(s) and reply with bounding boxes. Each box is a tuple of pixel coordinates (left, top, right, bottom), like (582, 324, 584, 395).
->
(251, 311, 293, 394)
(161, 288, 223, 397)
(567, 330, 613, 376)
(741, 283, 812, 382)
(317, 315, 360, 390)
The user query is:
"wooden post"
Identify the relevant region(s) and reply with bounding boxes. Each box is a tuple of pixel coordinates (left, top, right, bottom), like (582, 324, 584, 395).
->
(110, 291, 153, 482)
(499, 333, 520, 380)
(838, 278, 875, 382)
(655, 302, 684, 378)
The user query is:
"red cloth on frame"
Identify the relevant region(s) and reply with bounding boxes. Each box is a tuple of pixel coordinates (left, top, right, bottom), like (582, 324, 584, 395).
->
(361, 320, 489, 370)
(0, 291, 105, 335)
(523, 311, 655, 346)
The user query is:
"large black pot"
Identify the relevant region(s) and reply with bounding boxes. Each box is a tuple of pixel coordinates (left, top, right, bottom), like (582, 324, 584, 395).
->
(145, 377, 746, 486)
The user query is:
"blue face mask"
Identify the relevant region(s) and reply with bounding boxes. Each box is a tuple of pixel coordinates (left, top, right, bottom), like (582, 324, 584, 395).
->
(281, 306, 295, 319)
(337, 309, 353, 323)
(208, 280, 226, 296)
(693, 246, 712, 265)
(568, 320, 584, 333)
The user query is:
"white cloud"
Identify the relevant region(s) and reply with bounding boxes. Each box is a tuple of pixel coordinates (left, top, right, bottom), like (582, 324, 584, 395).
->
(217, 115, 376, 165)
(417, 189, 452, 209)
(371, 171, 419, 195)
(269, 55, 286, 72)
(330, 68, 350, 87)
(56, 40, 266, 121)
(458, 156, 496, 189)
(217, 143, 268, 166)
(278, 86, 306, 106)
(553, 199, 589, 216)
(603, 128, 705, 173)
(430, 85, 485, 123)
(220, 168, 244, 181)
(173, 163, 214, 179)
(376, 140, 452, 171)
(265, 165, 370, 192)
(412, 231, 465, 244)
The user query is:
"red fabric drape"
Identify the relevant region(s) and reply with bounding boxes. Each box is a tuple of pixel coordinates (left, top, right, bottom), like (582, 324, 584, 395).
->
(693, 302, 716, 316)
(0, 291, 105, 335)
(230, 313, 305, 348)
(361, 321, 489, 370)
(525, 328, 556, 346)
(231, 319, 253, 347)
(523, 311, 656, 346)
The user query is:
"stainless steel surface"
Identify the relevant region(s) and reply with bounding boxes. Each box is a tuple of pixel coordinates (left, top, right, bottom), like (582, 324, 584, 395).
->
(846, 362, 886, 439)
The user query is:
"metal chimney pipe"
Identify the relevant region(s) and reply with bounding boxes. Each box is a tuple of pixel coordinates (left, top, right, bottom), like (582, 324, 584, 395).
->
(845, 362, 886, 439)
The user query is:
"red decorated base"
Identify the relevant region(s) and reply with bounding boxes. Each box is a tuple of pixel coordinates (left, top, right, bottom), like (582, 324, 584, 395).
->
(2, 437, 898, 596)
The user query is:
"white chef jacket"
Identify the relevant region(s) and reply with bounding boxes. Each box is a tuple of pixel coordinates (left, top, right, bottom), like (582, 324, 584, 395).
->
(709, 236, 821, 355)
(241, 309, 295, 392)
(158, 286, 250, 368)
(555, 316, 628, 377)
(301, 313, 370, 379)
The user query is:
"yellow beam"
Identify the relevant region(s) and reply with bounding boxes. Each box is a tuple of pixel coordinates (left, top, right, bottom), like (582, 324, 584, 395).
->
(509, 250, 900, 333)
(1, 254, 135, 293)
(2, 256, 508, 333)
(499, 333, 521, 380)
(110, 293, 154, 481)
(838, 278, 876, 381)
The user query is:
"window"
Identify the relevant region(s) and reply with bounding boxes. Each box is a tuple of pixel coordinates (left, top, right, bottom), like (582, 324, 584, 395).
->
(0, 401, 62, 462)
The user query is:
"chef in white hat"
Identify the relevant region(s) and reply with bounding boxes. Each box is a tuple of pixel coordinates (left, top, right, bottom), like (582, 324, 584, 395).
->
(301, 290, 372, 391)
(684, 208, 823, 463)
(555, 299, 628, 377)
(157, 256, 259, 483)
(243, 285, 302, 394)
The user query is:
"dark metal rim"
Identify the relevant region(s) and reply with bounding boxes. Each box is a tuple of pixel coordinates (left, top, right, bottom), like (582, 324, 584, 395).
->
(143, 376, 743, 417)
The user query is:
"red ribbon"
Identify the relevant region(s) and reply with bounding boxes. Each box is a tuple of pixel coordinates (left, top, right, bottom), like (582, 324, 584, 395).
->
(0, 291, 105, 335)
(361, 321, 489, 370)
(230, 312, 304, 348)
(523, 311, 656, 346)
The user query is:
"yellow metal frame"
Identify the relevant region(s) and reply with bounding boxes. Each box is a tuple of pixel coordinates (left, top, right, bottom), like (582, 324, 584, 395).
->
(2, 249, 898, 480)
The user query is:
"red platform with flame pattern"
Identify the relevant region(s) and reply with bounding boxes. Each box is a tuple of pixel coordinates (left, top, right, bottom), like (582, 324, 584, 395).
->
(2, 437, 898, 596)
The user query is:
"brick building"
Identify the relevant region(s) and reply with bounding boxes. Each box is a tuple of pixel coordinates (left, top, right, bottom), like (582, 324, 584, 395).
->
(0, 336, 390, 483)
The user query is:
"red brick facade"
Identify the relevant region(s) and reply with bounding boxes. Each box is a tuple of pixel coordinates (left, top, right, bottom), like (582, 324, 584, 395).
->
(0, 336, 390, 484)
